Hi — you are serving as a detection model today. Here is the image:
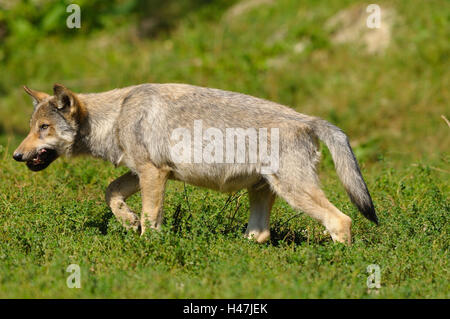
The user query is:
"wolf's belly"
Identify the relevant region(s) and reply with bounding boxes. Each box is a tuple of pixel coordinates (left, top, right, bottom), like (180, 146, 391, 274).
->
(169, 164, 261, 192)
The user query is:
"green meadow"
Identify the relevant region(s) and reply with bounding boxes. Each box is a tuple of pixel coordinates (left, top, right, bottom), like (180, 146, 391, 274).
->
(0, 0, 448, 298)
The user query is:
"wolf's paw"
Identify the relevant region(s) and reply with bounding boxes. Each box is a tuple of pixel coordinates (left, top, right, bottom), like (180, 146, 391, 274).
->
(140, 222, 162, 237)
(122, 219, 140, 232)
(245, 229, 271, 243)
(328, 215, 352, 245)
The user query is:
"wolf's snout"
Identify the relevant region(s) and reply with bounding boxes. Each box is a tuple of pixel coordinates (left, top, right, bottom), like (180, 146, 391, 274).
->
(13, 152, 24, 162)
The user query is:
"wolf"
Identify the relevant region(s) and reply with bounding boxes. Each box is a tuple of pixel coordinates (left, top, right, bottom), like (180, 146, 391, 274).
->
(13, 83, 378, 244)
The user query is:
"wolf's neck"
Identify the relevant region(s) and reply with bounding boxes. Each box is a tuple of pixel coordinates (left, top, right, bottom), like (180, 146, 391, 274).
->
(72, 87, 136, 164)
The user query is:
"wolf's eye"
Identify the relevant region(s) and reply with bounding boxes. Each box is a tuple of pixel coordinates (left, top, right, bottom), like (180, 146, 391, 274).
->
(40, 124, 49, 130)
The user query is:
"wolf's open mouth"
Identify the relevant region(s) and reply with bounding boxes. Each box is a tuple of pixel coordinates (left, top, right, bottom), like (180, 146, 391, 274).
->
(26, 148, 58, 171)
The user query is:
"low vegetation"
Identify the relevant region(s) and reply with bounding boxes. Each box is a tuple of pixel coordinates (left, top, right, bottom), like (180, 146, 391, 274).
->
(0, 0, 448, 298)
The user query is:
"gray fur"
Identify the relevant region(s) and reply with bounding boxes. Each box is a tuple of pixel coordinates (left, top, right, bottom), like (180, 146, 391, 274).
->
(15, 83, 378, 244)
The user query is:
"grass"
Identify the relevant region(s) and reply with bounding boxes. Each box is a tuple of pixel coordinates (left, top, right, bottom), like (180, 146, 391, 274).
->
(0, 0, 448, 298)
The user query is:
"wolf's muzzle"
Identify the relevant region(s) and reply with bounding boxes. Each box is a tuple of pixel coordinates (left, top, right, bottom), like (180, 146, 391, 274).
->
(13, 152, 24, 161)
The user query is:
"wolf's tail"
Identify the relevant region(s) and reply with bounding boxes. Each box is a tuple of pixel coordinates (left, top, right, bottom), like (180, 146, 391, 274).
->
(310, 118, 378, 224)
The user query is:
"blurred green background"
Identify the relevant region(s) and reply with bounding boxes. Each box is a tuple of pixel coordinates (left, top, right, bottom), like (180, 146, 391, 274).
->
(0, 0, 448, 298)
(0, 0, 448, 166)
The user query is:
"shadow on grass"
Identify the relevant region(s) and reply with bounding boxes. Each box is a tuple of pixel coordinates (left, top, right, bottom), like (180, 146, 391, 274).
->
(84, 209, 113, 235)
(269, 228, 308, 246)
(83, 205, 326, 247)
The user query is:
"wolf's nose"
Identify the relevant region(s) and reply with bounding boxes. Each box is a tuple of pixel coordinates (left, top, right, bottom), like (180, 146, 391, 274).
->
(13, 152, 23, 162)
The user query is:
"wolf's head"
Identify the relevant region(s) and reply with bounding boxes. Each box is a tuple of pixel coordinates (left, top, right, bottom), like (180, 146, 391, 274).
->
(13, 84, 86, 171)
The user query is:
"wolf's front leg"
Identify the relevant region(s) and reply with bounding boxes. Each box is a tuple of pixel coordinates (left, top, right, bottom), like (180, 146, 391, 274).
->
(245, 182, 276, 243)
(137, 163, 169, 235)
(105, 171, 141, 231)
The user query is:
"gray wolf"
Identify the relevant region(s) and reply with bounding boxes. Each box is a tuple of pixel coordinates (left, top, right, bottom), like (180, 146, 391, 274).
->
(13, 83, 378, 244)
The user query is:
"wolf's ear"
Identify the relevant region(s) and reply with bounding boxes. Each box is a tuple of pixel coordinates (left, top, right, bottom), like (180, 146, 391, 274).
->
(23, 86, 50, 108)
(53, 83, 86, 121)
(53, 83, 74, 111)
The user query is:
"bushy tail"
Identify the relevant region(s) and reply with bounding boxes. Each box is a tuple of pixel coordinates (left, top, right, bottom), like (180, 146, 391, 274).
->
(310, 118, 378, 224)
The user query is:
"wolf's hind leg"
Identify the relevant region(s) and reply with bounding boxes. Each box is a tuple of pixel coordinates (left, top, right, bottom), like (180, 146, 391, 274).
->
(268, 174, 352, 244)
(245, 182, 276, 243)
(265, 138, 352, 244)
(265, 129, 352, 244)
(137, 163, 169, 235)
(105, 171, 140, 231)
